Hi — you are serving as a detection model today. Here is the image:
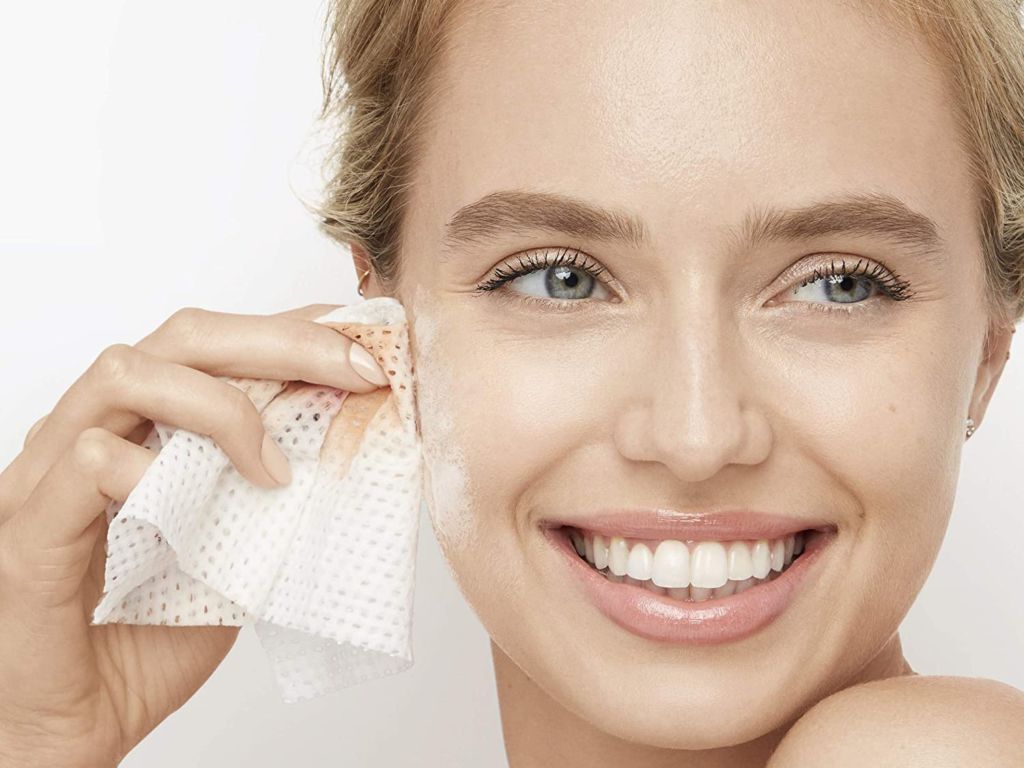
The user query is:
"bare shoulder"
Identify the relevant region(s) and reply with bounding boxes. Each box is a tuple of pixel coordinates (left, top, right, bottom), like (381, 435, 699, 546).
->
(767, 674, 1024, 767)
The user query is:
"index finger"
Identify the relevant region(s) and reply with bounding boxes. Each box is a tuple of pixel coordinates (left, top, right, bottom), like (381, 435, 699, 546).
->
(134, 305, 383, 394)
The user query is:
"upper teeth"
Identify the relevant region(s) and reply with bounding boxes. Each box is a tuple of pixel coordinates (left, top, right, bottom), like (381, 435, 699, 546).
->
(571, 530, 806, 588)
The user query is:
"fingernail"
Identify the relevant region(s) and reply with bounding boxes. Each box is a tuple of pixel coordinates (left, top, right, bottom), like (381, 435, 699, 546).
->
(348, 342, 390, 387)
(260, 433, 292, 486)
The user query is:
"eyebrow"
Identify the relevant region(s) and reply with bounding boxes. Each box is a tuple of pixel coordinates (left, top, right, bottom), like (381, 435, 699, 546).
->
(439, 189, 947, 264)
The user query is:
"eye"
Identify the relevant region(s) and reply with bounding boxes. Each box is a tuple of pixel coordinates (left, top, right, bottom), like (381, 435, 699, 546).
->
(773, 256, 916, 313)
(473, 247, 618, 305)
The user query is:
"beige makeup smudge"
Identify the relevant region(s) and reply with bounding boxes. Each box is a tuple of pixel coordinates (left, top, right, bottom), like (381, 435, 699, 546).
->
(410, 284, 476, 559)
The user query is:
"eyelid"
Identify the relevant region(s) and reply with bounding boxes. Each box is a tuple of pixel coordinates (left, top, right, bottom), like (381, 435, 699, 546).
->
(772, 254, 915, 303)
(476, 246, 624, 299)
(476, 248, 914, 314)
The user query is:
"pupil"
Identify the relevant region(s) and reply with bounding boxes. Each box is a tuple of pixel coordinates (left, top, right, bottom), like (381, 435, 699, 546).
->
(824, 274, 870, 304)
(546, 265, 593, 299)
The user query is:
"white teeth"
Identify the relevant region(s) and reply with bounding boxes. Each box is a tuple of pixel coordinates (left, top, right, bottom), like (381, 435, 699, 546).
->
(571, 528, 813, 601)
(608, 536, 630, 576)
(770, 539, 785, 572)
(626, 543, 654, 581)
(751, 539, 772, 578)
(690, 541, 729, 589)
(593, 534, 609, 570)
(726, 541, 754, 581)
(652, 540, 691, 588)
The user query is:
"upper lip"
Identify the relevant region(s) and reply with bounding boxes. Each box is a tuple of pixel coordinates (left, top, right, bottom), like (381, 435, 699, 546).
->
(539, 507, 836, 542)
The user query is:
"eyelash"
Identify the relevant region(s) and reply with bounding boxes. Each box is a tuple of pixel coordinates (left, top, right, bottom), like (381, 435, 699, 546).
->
(475, 248, 608, 291)
(473, 249, 917, 313)
(794, 257, 915, 302)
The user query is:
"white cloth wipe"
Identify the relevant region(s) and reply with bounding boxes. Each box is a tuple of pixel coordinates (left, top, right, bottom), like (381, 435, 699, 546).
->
(90, 297, 423, 703)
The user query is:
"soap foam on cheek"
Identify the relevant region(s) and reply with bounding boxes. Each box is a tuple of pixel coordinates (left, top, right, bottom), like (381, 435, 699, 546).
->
(410, 285, 476, 560)
(409, 286, 526, 602)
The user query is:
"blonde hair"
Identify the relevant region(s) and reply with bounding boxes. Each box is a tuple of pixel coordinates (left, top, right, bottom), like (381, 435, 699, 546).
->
(311, 0, 1024, 329)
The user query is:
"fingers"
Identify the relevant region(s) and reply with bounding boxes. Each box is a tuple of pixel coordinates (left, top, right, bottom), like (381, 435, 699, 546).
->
(4, 301, 391, 517)
(0, 427, 154, 609)
(23, 344, 290, 492)
(133, 305, 388, 394)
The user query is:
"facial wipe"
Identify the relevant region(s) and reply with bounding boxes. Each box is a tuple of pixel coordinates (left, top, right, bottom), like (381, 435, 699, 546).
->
(91, 297, 422, 703)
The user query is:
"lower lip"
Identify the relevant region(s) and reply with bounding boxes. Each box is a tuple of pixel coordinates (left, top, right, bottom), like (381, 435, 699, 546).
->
(542, 526, 835, 645)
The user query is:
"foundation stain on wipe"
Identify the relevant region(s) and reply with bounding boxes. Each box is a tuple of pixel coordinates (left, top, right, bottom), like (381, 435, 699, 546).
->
(410, 284, 476, 557)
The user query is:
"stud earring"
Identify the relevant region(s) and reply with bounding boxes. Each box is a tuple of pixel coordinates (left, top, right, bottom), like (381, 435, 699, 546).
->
(965, 417, 976, 440)
(357, 269, 371, 297)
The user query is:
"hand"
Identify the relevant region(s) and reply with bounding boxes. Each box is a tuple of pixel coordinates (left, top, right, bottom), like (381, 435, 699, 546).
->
(0, 303, 389, 767)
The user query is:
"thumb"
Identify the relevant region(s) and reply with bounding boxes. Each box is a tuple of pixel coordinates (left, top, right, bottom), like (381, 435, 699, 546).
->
(0, 428, 153, 612)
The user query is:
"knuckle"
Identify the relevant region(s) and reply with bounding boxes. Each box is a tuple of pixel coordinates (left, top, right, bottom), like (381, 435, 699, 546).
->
(91, 343, 137, 384)
(70, 427, 115, 476)
(222, 385, 260, 434)
(163, 306, 209, 340)
(284, 319, 336, 371)
(292, 316, 328, 352)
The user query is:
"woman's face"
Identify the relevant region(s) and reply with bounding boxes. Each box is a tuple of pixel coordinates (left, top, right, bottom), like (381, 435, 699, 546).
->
(390, 0, 1011, 750)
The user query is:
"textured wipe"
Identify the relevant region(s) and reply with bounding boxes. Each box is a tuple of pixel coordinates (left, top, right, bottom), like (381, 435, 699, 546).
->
(91, 297, 423, 703)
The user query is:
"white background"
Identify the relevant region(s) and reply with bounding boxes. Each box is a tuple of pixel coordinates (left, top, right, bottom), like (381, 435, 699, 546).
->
(1, 2, 1021, 765)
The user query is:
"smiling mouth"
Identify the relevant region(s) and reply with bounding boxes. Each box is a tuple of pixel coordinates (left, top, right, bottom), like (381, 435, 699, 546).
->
(559, 526, 822, 602)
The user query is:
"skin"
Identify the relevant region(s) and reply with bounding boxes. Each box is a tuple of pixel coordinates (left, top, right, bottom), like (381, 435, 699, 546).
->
(352, 0, 1021, 765)
(765, 676, 1024, 766)
(0, 304, 391, 766)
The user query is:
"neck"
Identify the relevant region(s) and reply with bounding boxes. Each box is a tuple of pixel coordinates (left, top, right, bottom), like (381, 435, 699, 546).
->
(492, 633, 913, 768)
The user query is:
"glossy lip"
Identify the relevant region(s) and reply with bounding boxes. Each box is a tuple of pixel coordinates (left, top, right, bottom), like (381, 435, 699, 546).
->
(538, 508, 835, 542)
(542, 524, 836, 645)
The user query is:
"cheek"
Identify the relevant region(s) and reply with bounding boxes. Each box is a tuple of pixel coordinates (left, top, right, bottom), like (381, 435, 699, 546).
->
(409, 291, 612, 596)
(780, 328, 971, 617)
(410, 286, 476, 562)
(816, 342, 963, 528)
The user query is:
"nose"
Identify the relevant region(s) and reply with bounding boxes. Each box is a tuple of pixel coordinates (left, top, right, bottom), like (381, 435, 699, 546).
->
(612, 304, 773, 482)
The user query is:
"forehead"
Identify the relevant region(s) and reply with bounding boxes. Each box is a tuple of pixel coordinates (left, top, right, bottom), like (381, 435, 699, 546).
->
(408, 0, 973, 252)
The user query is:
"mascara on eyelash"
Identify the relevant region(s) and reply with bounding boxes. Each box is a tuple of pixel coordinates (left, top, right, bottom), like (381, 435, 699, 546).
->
(474, 247, 607, 294)
(474, 249, 917, 306)
(797, 257, 916, 301)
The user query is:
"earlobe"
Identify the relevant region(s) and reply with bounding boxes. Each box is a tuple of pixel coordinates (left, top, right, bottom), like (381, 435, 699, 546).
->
(349, 241, 378, 299)
(967, 322, 1015, 432)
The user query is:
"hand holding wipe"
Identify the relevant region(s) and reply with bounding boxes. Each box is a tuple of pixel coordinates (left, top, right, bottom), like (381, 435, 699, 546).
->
(91, 297, 423, 703)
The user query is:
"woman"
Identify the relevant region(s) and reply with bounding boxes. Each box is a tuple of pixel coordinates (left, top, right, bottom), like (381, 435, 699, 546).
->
(1, 0, 1023, 765)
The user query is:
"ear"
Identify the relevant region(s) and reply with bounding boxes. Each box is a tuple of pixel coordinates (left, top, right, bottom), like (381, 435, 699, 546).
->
(967, 321, 1016, 429)
(349, 241, 381, 299)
